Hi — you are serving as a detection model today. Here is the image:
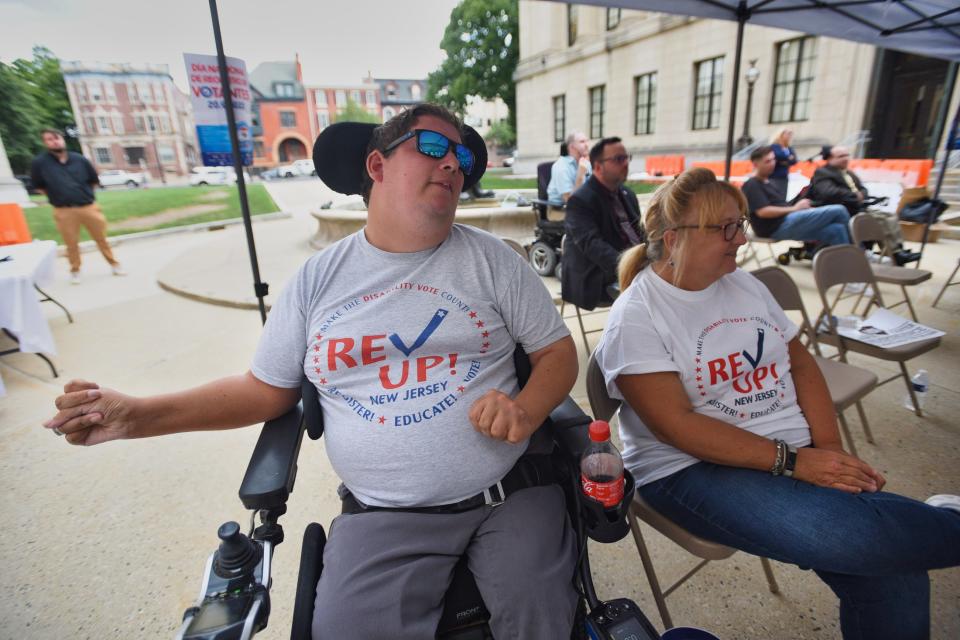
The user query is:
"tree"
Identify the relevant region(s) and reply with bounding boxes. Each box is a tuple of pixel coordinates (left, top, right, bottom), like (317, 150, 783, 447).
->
(0, 63, 41, 174)
(0, 46, 77, 173)
(12, 46, 77, 148)
(486, 119, 515, 150)
(337, 98, 381, 124)
(427, 0, 518, 128)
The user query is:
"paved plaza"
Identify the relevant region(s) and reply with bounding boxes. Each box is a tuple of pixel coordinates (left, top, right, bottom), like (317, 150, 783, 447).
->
(1, 179, 958, 639)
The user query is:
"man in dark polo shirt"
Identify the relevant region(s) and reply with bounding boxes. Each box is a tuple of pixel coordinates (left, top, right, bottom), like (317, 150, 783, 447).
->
(742, 146, 850, 251)
(30, 129, 124, 283)
(562, 137, 643, 310)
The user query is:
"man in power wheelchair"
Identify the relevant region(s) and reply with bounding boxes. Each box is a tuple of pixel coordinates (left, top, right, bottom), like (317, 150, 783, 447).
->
(45, 104, 655, 640)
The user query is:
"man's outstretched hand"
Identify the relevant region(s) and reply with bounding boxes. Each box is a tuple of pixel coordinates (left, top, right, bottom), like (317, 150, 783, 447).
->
(44, 379, 137, 446)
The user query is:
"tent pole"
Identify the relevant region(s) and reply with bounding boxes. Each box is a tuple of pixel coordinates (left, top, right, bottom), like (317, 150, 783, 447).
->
(724, 3, 748, 181)
(209, 0, 268, 324)
(917, 96, 960, 268)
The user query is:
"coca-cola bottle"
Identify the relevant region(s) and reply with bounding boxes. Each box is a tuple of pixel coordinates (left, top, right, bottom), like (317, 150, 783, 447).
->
(580, 420, 625, 509)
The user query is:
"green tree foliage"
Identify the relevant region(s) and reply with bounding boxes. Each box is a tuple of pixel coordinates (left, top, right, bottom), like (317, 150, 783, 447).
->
(337, 98, 381, 124)
(0, 63, 41, 174)
(486, 119, 515, 149)
(427, 0, 518, 127)
(0, 46, 77, 174)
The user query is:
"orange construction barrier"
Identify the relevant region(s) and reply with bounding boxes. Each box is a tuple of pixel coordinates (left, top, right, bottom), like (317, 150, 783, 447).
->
(644, 154, 685, 176)
(0, 203, 32, 245)
(692, 160, 752, 177)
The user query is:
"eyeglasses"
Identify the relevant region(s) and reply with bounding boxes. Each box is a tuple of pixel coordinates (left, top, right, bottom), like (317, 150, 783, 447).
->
(671, 217, 747, 241)
(601, 154, 632, 164)
(384, 129, 475, 176)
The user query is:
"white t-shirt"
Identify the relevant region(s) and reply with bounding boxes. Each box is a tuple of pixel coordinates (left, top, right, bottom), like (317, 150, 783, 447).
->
(595, 267, 812, 487)
(251, 224, 569, 507)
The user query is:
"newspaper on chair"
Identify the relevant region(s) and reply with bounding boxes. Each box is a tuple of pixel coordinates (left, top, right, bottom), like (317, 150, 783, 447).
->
(835, 308, 944, 349)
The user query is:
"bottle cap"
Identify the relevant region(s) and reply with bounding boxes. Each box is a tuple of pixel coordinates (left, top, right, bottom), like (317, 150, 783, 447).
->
(588, 420, 610, 442)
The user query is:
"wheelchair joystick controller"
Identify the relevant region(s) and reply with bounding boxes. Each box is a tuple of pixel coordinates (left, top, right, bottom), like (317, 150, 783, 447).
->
(176, 521, 273, 640)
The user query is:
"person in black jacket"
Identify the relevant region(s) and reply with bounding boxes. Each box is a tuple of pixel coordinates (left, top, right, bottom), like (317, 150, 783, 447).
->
(561, 137, 644, 310)
(810, 146, 918, 265)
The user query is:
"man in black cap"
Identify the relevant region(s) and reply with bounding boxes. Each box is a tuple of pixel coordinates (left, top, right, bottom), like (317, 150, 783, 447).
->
(30, 128, 125, 283)
(810, 145, 919, 265)
(45, 104, 579, 639)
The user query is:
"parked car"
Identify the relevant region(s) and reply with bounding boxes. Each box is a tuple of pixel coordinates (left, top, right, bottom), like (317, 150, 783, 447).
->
(98, 169, 145, 188)
(259, 167, 281, 181)
(502, 150, 518, 168)
(277, 158, 316, 178)
(189, 166, 251, 186)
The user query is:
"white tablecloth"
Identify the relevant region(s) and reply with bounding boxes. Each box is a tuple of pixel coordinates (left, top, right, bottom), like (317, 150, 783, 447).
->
(0, 240, 58, 355)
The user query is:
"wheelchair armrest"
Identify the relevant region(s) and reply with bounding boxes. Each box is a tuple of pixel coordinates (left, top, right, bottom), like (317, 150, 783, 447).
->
(239, 402, 306, 511)
(549, 396, 592, 462)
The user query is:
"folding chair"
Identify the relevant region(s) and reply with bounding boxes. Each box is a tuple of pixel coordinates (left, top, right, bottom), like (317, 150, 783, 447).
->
(932, 258, 960, 308)
(585, 353, 779, 630)
(751, 266, 878, 456)
(811, 245, 941, 418)
(740, 231, 778, 269)
(849, 213, 932, 321)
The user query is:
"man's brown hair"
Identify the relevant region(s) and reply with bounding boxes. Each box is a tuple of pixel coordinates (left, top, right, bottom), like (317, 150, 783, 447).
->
(750, 145, 773, 164)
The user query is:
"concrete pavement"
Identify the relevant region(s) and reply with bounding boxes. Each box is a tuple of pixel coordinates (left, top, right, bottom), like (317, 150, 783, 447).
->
(1, 181, 958, 638)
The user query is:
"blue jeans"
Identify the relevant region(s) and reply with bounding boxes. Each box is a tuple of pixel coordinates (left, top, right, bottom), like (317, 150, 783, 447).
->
(639, 463, 960, 640)
(771, 204, 851, 246)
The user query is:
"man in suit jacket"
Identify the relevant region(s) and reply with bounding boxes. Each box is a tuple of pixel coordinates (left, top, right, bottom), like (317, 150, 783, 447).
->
(810, 145, 918, 265)
(562, 137, 644, 310)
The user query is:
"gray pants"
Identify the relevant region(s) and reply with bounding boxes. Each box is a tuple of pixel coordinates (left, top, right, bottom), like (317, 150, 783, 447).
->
(312, 485, 578, 639)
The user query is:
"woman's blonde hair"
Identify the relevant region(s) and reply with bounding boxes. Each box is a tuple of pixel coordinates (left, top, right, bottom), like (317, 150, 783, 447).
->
(618, 167, 747, 290)
(770, 128, 793, 146)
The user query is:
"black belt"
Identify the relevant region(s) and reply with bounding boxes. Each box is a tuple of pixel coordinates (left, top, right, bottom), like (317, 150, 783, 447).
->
(341, 454, 557, 515)
(55, 202, 95, 208)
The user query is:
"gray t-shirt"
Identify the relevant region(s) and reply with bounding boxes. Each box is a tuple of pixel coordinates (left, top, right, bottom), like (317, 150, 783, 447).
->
(251, 224, 569, 507)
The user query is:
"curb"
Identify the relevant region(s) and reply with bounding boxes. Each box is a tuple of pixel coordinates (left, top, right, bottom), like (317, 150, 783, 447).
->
(60, 211, 290, 257)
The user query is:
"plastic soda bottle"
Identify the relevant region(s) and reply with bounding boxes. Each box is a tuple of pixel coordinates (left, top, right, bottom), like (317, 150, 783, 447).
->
(903, 369, 929, 411)
(580, 420, 625, 508)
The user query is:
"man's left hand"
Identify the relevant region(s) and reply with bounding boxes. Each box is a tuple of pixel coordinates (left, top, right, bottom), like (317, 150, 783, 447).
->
(469, 390, 536, 444)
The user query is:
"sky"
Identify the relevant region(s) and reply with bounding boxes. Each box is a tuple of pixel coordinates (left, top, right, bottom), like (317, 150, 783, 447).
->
(0, 0, 460, 90)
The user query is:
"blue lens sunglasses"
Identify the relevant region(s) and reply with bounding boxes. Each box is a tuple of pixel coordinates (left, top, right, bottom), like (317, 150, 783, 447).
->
(383, 129, 476, 176)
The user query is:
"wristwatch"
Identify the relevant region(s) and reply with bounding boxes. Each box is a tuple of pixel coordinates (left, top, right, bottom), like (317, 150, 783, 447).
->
(783, 444, 798, 478)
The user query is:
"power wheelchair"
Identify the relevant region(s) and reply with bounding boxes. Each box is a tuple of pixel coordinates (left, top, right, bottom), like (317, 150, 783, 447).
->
(175, 346, 660, 640)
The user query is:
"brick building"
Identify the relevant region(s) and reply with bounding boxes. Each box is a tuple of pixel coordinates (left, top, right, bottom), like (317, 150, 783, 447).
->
(61, 61, 198, 179)
(306, 76, 381, 133)
(375, 78, 427, 122)
(249, 57, 313, 168)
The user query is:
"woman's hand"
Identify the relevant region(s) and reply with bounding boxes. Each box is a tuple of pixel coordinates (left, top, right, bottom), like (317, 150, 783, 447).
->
(794, 447, 886, 494)
(44, 379, 138, 446)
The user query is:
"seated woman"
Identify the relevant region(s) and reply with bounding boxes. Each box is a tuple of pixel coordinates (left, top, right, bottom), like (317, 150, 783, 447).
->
(595, 167, 960, 640)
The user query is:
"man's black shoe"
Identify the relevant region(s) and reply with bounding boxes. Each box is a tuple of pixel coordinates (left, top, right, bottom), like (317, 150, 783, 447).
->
(893, 250, 921, 266)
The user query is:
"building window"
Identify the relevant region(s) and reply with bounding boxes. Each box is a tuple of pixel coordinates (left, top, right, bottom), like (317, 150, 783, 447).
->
(98, 116, 111, 133)
(693, 56, 724, 130)
(366, 90, 376, 105)
(318, 111, 330, 129)
(89, 81, 102, 102)
(567, 5, 578, 46)
(254, 140, 264, 157)
(350, 89, 361, 104)
(606, 8, 621, 30)
(314, 90, 327, 106)
(113, 115, 125, 134)
(95, 147, 112, 164)
(410, 84, 421, 100)
(157, 144, 175, 163)
(386, 84, 397, 99)
(280, 111, 296, 127)
(335, 90, 346, 107)
(552, 95, 566, 143)
(771, 36, 817, 123)
(147, 115, 158, 133)
(589, 85, 605, 139)
(275, 82, 296, 98)
(634, 72, 657, 135)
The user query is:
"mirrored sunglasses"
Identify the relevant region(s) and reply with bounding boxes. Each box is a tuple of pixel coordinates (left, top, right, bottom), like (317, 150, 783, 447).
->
(384, 129, 475, 176)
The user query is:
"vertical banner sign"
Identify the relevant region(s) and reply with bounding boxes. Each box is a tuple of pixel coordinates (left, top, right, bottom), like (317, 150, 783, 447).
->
(183, 53, 253, 166)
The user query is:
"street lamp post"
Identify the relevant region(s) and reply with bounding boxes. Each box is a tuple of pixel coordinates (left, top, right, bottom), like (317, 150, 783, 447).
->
(737, 60, 760, 149)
